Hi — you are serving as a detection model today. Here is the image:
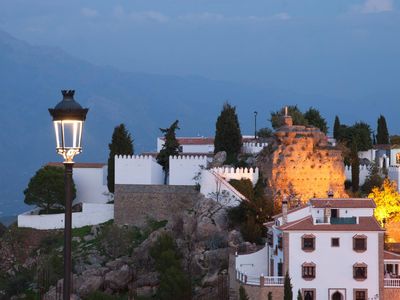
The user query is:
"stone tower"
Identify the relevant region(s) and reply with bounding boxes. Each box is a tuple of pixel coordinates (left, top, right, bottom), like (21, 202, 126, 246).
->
(257, 109, 347, 205)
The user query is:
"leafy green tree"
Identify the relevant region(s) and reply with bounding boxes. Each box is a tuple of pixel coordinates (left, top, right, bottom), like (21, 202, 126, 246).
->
(284, 271, 293, 300)
(107, 124, 134, 193)
(150, 234, 191, 300)
(24, 166, 76, 214)
(377, 115, 390, 144)
(361, 163, 384, 195)
(351, 122, 373, 151)
(257, 127, 274, 138)
(156, 120, 181, 184)
(239, 286, 250, 300)
(214, 102, 242, 163)
(297, 290, 303, 300)
(270, 105, 308, 129)
(333, 116, 341, 140)
(304, 107, 328, 134)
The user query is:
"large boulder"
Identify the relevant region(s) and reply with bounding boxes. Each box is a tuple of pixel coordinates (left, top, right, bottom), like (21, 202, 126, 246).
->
(78, 275, 104, 297)
(104, 264, 132, 290)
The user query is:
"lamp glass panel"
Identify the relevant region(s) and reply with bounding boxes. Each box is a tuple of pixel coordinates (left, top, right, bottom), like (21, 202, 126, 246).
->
(53, 120, 83, 152)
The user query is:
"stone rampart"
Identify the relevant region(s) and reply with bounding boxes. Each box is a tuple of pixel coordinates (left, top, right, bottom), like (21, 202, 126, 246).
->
(114, 184, 199, 226)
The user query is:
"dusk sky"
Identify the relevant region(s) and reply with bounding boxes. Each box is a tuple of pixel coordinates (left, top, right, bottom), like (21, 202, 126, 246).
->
(1, 0, 399, 101)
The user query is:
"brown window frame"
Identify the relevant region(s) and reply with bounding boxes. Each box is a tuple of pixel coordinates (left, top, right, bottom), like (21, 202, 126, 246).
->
(354, 289, 368, 300)
(353, 235, 367, 252)
(302, 262, 316, 280)
(302, 234, 315, 252)
(302, 289, 316, 300)
(331, 237, 340, 247)
(353, 263, 368, 281)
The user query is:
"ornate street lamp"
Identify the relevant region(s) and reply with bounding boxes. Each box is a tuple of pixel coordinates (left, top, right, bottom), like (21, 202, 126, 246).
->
(49, 90, 88, 300)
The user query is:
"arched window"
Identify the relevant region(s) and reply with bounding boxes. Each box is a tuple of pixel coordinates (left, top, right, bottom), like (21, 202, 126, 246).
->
(332, 291, 343, 300)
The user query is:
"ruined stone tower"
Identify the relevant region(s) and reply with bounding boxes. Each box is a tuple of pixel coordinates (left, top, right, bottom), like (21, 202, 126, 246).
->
(257, 109, 347, 205)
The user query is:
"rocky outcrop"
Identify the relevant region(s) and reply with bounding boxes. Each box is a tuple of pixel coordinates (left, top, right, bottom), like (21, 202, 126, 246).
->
(257, 119, 347, 204)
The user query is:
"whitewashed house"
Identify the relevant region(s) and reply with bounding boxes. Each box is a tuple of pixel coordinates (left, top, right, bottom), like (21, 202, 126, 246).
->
(235, 197, 400, 299)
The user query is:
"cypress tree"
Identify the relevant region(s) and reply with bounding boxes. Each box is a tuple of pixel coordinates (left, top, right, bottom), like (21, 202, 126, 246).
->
(333, 116, 340, 140)
(107, 124, 134, 193)
(214, 102, 242, 163)
(351, 143, 360, 193)
(156, 120, 181, 184)
(377, 115, 390, 144)
(284, 271, 293, 300)
(297, 290, 303, 300)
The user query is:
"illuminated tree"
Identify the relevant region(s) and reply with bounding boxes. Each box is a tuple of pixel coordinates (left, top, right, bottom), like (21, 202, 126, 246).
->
(369, 179, 400, 227)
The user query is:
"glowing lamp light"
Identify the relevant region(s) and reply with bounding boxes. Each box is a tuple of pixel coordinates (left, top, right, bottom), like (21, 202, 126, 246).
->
(48, 90, 89, 163)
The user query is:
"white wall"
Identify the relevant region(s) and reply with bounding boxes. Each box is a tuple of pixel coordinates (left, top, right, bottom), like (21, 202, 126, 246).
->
(242, 142, 268, 154)
(212, 167, 259, 186)
(358, 149, 376, 162)
(73, 166, 109, 204)
(18, 203, 114, 230)
(115, 155, 164, 185)
(289, 231, 380, 299)
(389, 166, 400, 192)
(236, 246, 269, 276)
(345, 165, 369, 185)
(169, 155, 209, 185)
(182, 144, 214, 153)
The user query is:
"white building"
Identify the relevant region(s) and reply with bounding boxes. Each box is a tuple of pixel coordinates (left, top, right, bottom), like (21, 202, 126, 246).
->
(235, 197, 400, 300)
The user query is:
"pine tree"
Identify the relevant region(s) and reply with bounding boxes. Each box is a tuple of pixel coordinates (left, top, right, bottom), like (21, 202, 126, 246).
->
(304, 107, 328, 134)
(284, 271, 293, 300)
(333, 116, 341, 140)
(157, 120, 181, 184)
(377, 115, 390, 144)
(214, 102, 242, 163)
(107, 124, 134, 193)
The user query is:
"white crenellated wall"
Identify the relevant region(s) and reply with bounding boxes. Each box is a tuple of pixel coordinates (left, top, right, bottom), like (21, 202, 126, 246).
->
(242, 142, 268, 154)
(18, 203, 114, 230)
(72, 166, 109, 204)
(212, 167, 259, 186)
(389, 166, 400, 192)
(344, 165, 369, 186)
(169, 155, 209, 185)
(358, 149, 376, 162)
(115, 155, 164, 185)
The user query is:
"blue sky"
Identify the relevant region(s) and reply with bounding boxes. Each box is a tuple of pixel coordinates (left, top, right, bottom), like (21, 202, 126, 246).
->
(0, 0, 399, 100)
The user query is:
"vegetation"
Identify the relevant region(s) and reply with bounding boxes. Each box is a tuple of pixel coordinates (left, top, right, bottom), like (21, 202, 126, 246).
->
(361, 163, 384, 195)
(257, 127, 273, 138)
(239, 285, 250, 300)
(377, 115, 390, 144)
(284, 271, 293, 300)
(304, 107, 328, 134)
(156, 120, 181, 184)
(214, 102, 242, 164)
(150, 234, 191, 300)
(270, 105, 307, 129)
(24, 165, 76, 214)
(107, 124, 134, 193)
(369, 179, 400, 227)
(297, 289, 303, 300)
(390, 135, 400, 145)
(350, 144, 360, 193)
(228, 177, 273, 244)
(268, 291, 273, 300)
(333, 115, 340, 140)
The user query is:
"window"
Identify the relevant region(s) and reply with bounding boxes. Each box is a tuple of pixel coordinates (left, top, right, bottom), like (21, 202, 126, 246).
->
(302, 289, 315, 300)
(354, 289, 367, 300)
(353, 263, 368, 280)
(331, 238, 340, 247)
(277, 262, 283, 276)
(267, 232, 273, 246)
(278, 236, 283, 249)
(302, 234, 315, 252)
(302, 262, 316, 280)
(353, 235, 367, 252)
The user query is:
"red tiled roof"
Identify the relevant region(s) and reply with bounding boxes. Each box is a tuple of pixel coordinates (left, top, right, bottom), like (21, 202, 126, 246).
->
(279, 216, 384, 232)
(47, 162, 106, 168)
(384, 251, 400, 260)
(309, 198, 376, 208)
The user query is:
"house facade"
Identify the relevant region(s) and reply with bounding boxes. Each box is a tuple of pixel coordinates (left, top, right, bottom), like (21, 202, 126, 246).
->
(235, 197, 400, 300)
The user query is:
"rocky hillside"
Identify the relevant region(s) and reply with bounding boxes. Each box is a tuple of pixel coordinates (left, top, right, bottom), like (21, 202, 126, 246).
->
(0, 196, 248, 300)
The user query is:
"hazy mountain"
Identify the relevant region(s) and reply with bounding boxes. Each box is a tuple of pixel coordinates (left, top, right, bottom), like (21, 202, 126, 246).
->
(0, 29, 397, 217)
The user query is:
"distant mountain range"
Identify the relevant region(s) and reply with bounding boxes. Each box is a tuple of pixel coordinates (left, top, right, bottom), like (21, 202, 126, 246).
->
(0, 29, 398, 217)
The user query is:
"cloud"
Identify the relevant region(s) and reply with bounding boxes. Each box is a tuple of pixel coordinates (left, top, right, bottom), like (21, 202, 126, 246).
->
(354, 0, 394, 14)
(178, 12, 291, 23)
(178, 12, 225, 22)
(81, 8, 99, 18)
(272, 13, 291, 20)
(129, 11, 169, 23)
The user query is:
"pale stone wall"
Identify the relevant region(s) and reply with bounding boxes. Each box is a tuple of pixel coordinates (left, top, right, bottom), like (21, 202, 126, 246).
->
(114, 184, 199, 226)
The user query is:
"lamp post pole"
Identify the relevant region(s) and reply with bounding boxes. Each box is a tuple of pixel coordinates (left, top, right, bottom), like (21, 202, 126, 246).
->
(254, 111, 258, 139)
(63, 162, 73, 299)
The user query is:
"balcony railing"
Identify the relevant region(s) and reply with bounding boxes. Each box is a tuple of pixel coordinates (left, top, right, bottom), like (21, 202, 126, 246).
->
(236, 270, 284, 286)
(385, 278, 400, 288)
(331, 217, 357, 224)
